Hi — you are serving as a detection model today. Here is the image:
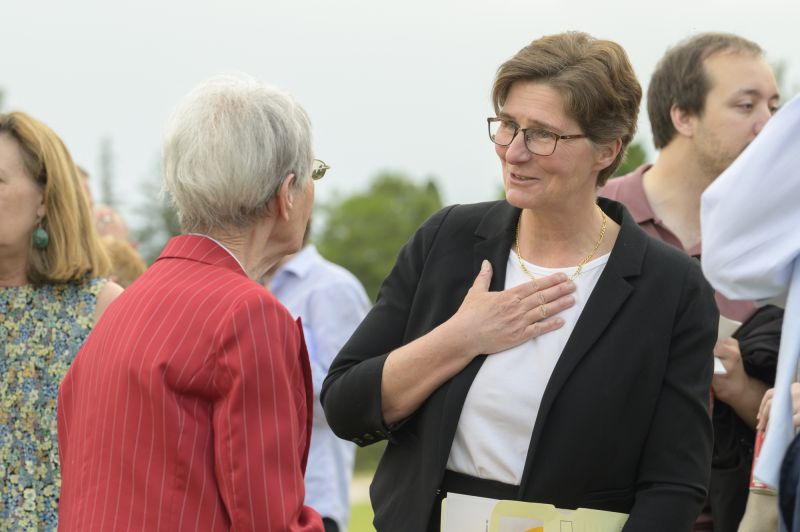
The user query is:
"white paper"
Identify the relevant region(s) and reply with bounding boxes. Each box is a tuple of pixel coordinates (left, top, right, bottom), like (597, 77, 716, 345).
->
(497, 515, 544, 531)
(489, 500, 627, 531)
(441, 493, 498, 532)
(714, 316, 742, 374)
(718, 316, 742, 341)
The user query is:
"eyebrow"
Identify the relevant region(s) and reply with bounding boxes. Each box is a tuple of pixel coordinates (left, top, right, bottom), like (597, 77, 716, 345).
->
(496, 112, 563, 132)
(733, 88, 781, 101)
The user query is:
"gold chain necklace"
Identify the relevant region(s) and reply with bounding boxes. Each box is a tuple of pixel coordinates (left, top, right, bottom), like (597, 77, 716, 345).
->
(515, 208, 607, 282)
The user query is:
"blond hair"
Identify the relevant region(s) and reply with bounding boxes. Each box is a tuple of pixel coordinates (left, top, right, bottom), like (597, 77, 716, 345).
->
(101, 236, 146, 288)
(0, 112, 110, 284)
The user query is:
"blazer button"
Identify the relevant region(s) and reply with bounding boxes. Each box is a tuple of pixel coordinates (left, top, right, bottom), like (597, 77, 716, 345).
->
(364, 433, 375, 441)
(353, 438, 363, 445)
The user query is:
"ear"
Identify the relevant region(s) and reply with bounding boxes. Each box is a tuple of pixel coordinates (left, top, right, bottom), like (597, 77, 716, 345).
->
(273, 173, 297, 222)
(670, 104, 696, 138)
(593, 138, 622, 172)
(36, 191, 46, 219)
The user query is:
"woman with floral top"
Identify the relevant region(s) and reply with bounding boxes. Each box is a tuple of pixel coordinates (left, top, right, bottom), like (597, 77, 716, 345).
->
(0, 111, 122, 530)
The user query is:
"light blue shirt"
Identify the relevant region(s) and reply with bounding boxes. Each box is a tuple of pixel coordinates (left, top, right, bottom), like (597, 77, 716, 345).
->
(702, 95, 800, 489)
(270, 245, 371, 530)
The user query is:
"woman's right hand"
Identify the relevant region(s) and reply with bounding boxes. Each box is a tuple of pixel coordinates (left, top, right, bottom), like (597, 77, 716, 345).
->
(381, 259, 576, 425)
(446, 260, 577, 358)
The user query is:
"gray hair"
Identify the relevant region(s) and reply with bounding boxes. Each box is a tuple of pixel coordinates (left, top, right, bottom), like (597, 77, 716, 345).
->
(162, 73, 313, 233)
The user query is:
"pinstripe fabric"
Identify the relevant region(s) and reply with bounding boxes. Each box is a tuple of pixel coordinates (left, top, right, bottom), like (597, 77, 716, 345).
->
(57, 235, 323, 531)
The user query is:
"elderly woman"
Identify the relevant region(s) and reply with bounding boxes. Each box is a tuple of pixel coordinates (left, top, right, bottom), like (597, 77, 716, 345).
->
(0, 112, 121, 530)
(322, 32, 718, 531)
(57, 75, 325, 531)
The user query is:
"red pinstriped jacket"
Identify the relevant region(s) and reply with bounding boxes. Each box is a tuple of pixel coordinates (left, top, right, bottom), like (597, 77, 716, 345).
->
(57, 235, 322, 531)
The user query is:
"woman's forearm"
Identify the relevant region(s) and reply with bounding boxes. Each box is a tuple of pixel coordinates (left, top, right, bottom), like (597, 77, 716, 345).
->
(381, 320, 476, 425)
(380, 267, 575, 425)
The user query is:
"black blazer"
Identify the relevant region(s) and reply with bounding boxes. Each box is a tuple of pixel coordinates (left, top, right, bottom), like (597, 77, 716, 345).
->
(321, 198, 717, 531)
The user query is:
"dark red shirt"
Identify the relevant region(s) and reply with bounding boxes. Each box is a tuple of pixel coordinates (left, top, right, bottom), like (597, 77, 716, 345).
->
(601, 165, 755, 323)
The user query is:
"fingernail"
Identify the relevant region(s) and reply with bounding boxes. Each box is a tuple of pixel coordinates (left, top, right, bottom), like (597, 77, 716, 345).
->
(481, 260, 490, 272)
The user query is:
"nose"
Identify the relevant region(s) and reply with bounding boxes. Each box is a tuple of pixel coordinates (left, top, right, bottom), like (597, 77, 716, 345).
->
(753, 103, 773, 135)
(503, 130, 532, 165)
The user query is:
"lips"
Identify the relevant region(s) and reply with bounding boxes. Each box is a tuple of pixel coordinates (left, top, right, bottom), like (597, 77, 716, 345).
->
(510, 172, 539, 182)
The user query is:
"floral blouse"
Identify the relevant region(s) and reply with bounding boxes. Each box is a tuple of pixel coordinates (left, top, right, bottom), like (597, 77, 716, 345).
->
(0, 277, 106, 531)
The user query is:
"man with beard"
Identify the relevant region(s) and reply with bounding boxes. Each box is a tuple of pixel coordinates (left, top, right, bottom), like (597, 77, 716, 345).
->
(600, 33, 781, 532)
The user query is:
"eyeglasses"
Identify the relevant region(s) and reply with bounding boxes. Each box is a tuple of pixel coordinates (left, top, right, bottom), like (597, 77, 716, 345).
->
(311, 159, 330, 181)
(487, 117, 587, 156)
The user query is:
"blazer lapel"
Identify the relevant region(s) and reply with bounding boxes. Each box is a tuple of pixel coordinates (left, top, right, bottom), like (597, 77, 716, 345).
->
(471, 202, 521, 292)
(518, 199, 648, 491)
(438, 201, 521, 463)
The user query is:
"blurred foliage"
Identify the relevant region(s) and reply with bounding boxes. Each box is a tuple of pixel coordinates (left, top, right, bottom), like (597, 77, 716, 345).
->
(355, 440, 386, 473)
(350, 500, 376, 532)
(316, 172, 443, 301)
(132, 169, 444, 277)
(613, 141, 648, 177)
(133, 160, 181, 264)
(312, 172, 446, 486)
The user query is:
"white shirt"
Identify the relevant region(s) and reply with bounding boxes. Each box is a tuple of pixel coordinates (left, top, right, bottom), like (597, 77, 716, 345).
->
(270, 245, 371, 529)
(701, 95, 800, 489)
(446, 249, 609, 485)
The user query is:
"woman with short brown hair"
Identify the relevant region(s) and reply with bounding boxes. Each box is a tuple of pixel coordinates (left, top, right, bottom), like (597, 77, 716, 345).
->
(323, 32, 717, 531)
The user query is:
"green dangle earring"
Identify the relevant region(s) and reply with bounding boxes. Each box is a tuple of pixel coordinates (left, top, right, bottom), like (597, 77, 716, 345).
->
(32, 218, 49, 249)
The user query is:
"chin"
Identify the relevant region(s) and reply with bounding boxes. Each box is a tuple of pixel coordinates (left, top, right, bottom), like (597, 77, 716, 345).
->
(504, 189, 538, 210)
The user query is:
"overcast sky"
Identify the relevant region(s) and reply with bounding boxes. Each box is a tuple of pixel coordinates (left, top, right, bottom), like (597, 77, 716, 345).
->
(3, 0, 798, 224)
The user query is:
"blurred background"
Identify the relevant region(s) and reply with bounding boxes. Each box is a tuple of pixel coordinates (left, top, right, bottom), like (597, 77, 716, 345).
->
(3, 1, 798, 529)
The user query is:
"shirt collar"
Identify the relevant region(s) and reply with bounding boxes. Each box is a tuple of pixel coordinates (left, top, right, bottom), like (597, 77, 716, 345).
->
(278, 244, 320, 280)
(187, 233, 248, 274)
(604, 164, 703, 257)
(615, 163, 657, 225)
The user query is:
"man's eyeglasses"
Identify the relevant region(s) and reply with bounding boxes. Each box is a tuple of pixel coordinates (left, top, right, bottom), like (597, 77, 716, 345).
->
(311, 159, 330, 181)
(487, 117, 586, 156)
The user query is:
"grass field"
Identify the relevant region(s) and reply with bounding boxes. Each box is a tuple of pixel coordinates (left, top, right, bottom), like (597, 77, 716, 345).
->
(349, 500, 375, 532)
(347, 443, 382, 531)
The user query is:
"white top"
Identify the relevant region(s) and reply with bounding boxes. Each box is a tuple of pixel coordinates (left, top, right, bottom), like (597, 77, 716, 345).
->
(446, 249, 609, 485)
(701, 94, 800, 488)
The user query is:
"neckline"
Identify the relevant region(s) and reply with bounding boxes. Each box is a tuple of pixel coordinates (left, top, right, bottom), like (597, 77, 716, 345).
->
(0, 283, 35, 290)
(511, 249, 611, 275)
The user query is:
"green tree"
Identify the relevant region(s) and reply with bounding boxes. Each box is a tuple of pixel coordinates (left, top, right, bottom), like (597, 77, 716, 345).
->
(132, 159, 181, 264)
(317, 172, 443, 301)
(613, 141, 648, 177)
